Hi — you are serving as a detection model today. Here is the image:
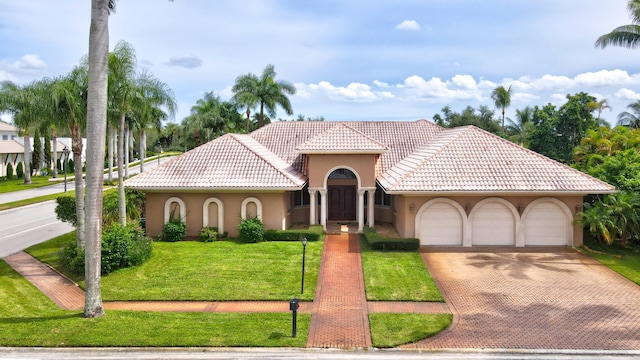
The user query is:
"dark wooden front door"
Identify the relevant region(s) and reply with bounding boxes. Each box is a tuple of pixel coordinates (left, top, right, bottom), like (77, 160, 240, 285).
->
(328, 186, 356, 221)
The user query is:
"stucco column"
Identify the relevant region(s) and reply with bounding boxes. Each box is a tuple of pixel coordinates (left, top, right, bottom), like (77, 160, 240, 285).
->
(367, 190, 375, 228)
(319, 189, 327, 230)
(309, 189, 317, 225)
(358, 189, 365, 231)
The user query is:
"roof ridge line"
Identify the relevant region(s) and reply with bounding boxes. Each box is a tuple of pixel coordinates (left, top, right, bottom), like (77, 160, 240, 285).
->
(335, 122, 390, 149)
(382, 126, 470, 188)
(229, 133, 305, 185)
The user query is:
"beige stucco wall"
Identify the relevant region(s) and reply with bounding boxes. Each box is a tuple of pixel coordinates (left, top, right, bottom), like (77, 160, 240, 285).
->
(145, 191, 290, 238)
(395, 194, 584, 246)
(307, 154, 377, 188)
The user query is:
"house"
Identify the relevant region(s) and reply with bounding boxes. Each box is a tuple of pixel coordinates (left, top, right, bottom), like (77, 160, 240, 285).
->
(124, 120, 615, 247)
(0, 121, 19, 141)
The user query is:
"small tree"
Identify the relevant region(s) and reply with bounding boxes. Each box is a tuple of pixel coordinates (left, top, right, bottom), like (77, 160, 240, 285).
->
(32, 129, 42, 173)
(43, 131, 52, 170)
(68, 158, 75, 173)
(5, 163, 13, 179)
(16, 162, 24, 179)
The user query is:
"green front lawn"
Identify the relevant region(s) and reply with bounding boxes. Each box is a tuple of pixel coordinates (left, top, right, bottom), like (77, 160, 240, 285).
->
(360, 236, 444, 301)
(369, 313, 452, 348)
(28, 235, 322, 301)
(0, 260, 308, 347)
(0, 175, 63, 194)
(580, 241, 640, 286)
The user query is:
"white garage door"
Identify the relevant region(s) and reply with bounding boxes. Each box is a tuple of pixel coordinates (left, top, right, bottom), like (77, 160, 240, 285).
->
(472, 202, 515, 246)
(419, 202, 463, 246)
(524, 202, 568, 246)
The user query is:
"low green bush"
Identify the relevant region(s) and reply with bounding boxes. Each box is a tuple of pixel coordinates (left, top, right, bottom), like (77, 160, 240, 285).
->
(238, 217, 264, 243)
(102, 224, 153, 274)
(199, 227, 218, 242)
(263, 229, 321, 242)
(59, 224, 152, 275)
(363, 226, 419, 251)
(162, 221, 186, 242)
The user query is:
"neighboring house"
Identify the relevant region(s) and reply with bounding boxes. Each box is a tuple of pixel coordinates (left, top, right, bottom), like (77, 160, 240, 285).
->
(125, 120, 615, 247)
(0, 138, 69, 177)
(0, 121, 19, 141)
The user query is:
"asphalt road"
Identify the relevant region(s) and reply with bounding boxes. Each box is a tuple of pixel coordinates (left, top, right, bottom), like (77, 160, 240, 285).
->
(0, 348, 638, 360)
(0, 201, 74, 257)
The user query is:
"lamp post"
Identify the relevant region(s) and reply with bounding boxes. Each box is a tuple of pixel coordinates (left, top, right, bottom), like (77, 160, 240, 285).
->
(301, 236, 307, 294)
(62, 146, 69, 192)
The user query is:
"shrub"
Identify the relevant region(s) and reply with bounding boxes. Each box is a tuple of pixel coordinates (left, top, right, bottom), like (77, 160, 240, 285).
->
(101, 224, 152, 274)
(5, 163, 13, 179)
(59, 224, 153, 275)
(162, 220, 186, 242)
(55, 196, 77, 226)
(57, 159, 62, 172)
(16, 162, 23, 178)
(68, 158, 75, 173)
(199, 227, 218, 242)
(40, 166, 51, 176)
(363, 226, 420, 251)
(59, 241, 85, 274)
(263, 229, 321, 242)
(238, 217, 264, 243)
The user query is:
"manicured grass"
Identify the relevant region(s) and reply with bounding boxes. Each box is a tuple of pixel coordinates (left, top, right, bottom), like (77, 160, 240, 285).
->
(579, 241, 640, 286)
(360, 236, 444, 301)
(0, 260, 309, 347)
(27, 235, 322, 301)
(369, 313, 452, 348)
(0, 191, 75, 211)
(0, 175, 63, 194)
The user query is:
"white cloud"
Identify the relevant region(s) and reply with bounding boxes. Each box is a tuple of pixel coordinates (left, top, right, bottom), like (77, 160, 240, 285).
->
(0, 54, 47, 75)
(399, 75, 481, 101)
(165, 55, 203, 69)
(512, 93, 539, 103)
(395, 20, 420, 31)
(299, 81, 379, 102)
(373, 80, 390, 88)
(615, 88, 640, 101)
(574, 69, 635, 87)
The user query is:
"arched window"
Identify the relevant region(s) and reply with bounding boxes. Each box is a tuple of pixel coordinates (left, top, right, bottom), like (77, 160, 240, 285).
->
(164, 197, 186, 224)
(241, 197, 263, 220)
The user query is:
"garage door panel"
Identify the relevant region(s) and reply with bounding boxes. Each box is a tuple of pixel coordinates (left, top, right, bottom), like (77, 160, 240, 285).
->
(472, 203, 515, 246)
(525, 202, 567, 246)
(419, 203, 463, 246)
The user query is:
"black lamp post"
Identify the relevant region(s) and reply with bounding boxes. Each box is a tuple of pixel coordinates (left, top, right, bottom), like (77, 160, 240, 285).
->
(301, 236, 307, 294)
(62, 146, 69, 192)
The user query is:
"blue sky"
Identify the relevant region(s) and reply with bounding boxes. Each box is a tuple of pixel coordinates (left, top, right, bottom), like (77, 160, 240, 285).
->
(1, 0, 639, 126)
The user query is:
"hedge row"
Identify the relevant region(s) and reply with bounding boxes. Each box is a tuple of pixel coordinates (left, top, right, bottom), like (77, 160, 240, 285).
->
(264, 225, 324, 242)
(363, 226, 419, 251)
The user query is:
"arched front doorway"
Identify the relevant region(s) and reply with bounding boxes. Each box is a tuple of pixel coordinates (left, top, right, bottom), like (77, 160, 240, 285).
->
(327, 168, 357, 221)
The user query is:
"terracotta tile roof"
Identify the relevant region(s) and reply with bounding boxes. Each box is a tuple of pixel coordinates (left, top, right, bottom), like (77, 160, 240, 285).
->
(124, 134, 306, 190)
(296, 123, 389, 153)
(379, 126, 615, 193)
(249, 120, 443, 175)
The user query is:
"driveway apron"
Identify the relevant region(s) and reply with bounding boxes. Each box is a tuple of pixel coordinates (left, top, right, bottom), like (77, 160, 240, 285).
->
(306, 233, 371, 348)
(403, 249, 640, 350)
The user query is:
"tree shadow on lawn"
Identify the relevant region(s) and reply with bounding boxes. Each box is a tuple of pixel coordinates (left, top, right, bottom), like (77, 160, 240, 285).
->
(0, 313, 82, 324)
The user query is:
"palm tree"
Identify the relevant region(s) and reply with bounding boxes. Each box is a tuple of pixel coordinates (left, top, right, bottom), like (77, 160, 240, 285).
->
(595, 0, 640, 49)
(506, 106, 534, 146)
(84, 0, 114, 319)
(617, 100, 640, 128)
(108, 40, 137, 227)
(49, 66, 89, 248)
(588, 98, 613, 126)
(0, 80, 48, 184)
(491, 85, 513, 131)
(231, 64, 296, 129)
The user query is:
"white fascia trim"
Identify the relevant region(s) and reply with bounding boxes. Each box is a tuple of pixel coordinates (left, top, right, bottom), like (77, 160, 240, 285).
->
(387, 190, 617, 196)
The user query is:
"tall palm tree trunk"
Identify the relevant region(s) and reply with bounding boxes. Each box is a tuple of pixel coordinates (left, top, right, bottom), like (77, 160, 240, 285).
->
(108, 126, 114, 182)
(124, 123, 129, 178)
(139, 129, 146, 173)
(117, 113, 126, 227)
(84, 0, 109, 319)
(70, 122, 85, 248)
(52, 129, 58, 178)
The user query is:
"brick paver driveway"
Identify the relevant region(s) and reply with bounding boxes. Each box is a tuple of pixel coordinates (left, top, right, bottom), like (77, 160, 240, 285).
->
(402, 249, 640, 350)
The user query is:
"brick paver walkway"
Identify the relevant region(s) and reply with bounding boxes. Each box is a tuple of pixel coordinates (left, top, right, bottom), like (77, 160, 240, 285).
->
(306, 233, 372, 348)
(402, 250, 640, 350)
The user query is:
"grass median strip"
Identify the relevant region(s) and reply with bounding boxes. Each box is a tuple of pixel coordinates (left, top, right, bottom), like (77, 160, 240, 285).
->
(360, 235, 443, 301)
(369, 313, 452, 348)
